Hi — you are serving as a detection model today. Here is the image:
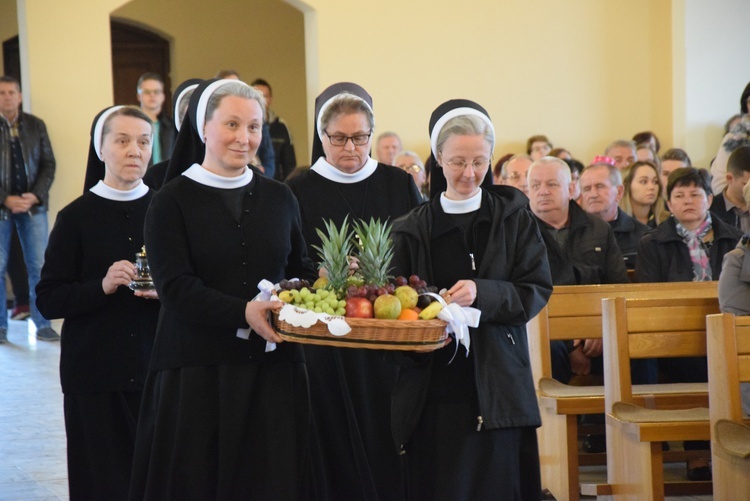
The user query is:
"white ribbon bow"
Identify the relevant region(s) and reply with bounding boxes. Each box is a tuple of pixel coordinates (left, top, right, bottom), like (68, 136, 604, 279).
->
(422, 292, 481, 356)
(236, 279, 283, 352)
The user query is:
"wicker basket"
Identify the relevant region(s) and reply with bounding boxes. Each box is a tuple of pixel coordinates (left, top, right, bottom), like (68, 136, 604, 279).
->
(272, 311, 449, 351)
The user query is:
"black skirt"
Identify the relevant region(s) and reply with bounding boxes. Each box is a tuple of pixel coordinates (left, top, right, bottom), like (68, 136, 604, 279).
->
(64, 391, 141, 501)
(402, 347, 542, 501)
(129, 362, 310, 501)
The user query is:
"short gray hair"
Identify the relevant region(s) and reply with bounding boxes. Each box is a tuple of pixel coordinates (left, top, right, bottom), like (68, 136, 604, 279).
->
(605, 139, 636, 156)
(581, 162, 622, 187)
(528, 156, 571, 184)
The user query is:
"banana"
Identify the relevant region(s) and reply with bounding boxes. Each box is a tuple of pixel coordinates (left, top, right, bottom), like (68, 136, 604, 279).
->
(419, 300, 443, 320)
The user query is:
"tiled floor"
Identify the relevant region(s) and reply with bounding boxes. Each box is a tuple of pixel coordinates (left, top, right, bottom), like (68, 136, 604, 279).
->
(0, 316, 715, 500)
(0, 317, 67, 501)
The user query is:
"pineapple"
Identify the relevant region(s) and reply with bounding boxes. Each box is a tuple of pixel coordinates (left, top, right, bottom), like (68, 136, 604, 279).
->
(312, 217, 354, 298)
(353, 218, 394, 288)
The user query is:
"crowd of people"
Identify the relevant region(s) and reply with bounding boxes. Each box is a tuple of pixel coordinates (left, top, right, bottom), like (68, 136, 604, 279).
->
(3, 70, 750, 499)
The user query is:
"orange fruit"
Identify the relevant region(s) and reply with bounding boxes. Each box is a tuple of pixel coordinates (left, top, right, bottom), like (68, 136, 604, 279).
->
(397, 308, 420, 321)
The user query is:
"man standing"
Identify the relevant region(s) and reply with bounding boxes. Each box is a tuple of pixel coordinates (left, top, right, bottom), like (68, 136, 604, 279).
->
(136, 73, 174, 165)
(375, 131, 402, 166)
(0, 76, 58, 342)
(251, 78, 297, 181)
(579, 162, 650, 269)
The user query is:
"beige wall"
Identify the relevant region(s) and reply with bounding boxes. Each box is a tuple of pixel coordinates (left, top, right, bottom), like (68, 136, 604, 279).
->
(112, 0, 309, 166)
(303, 0, 678, 165)
(5, 0, 750, 222)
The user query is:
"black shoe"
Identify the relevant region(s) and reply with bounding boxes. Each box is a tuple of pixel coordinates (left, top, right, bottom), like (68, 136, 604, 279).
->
(36, 327, 60, 342)
(582, 434, 606, 453)
(0, 327, 7, 343)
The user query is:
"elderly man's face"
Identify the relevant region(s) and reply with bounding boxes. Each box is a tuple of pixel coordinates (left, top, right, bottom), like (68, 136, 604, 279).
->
(579, 166, 622, 221)
(528, 162, 573, 220)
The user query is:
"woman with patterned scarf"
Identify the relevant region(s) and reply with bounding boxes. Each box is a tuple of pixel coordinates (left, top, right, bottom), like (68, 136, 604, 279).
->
(636, 166, 742, 480)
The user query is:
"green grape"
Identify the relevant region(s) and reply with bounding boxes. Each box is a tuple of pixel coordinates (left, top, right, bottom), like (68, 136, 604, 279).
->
(325, 307, 335, 315)
(318, 289, 330, 299)
(312, 293, 321, 303)
(305, 302, 315, 310)
(335, 308, 346, 316)
(300, 287, 311, 299)
(314, 306, 323, 313)
(338, 300, 347, 309)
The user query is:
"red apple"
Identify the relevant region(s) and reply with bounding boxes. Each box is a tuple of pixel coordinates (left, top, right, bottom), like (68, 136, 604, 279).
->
(345, 297, 374, 318)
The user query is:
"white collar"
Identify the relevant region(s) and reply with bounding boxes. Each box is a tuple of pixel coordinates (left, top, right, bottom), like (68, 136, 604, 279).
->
(310, 156, 378, 184)
(182, 163, 254, 189)
(90, 180, 149, 201)
(440, 190, 482, 214)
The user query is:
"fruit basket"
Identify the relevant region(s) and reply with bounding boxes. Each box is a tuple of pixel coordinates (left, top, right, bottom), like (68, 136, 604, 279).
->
(271, 308, 449, 351)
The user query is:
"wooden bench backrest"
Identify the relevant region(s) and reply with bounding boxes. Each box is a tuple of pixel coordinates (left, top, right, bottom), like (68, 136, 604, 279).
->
(707, 313, 750, 423)
(602, 296, 720, 413)
(527, 281, 718, 384)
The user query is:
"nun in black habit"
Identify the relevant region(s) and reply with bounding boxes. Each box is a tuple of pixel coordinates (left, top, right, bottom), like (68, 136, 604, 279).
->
(390, 100, 552, 500)
(36, 105, 160, 500)
(129, 79, 316, 500)
(286, 83, 421, 501)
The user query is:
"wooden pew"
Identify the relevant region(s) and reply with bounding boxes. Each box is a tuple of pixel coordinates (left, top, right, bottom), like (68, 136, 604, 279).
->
(527, 282, 717, 500)
(603, 297, 720, 501)
(706, 313, 750, 500)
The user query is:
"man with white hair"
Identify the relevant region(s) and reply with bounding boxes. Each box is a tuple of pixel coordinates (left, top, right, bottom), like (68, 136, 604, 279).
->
(375, 131, 402, 166)
(528, 156, 630, 453)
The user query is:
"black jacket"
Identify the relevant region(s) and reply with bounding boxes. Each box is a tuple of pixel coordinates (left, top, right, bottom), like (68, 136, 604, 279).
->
(635, 212, 742, 283)
(609, 207, 652, 269)
(144, 173, 315, 369)
(709, 191, 744, 231)
(390, 187, 552, 441)
(534, 201, 628, 285)
(0, 112, 56, 219)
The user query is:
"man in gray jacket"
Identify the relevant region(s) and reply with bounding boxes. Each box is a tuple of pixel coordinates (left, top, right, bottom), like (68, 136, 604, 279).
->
(0, 76, 58, 342)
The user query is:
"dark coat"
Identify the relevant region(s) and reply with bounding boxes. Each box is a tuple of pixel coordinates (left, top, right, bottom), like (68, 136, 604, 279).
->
(149, 112, 175, 167)
(36, 192, 160, 394)
(0, 112, 56, 219)
(709, 191, 744, 230)
(390, 187, 552, 441)
(144, 173, 315, 369)
(609, 207, 652, 269)
(534, 200, 628, 285)
(635, 213, 743, 283)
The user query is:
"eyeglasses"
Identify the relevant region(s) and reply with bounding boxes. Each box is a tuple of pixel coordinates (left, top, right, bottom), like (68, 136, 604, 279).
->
(444, 158, 490, 171)
(138, 89, 164, 96)
(505, 172, 525, 181)
(398, 164, 423, 174)
(324, 130, 372, 146)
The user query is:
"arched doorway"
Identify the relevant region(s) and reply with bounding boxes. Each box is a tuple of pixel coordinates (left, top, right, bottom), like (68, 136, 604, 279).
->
(3, 21, 171, 110)
(110, 19, 171, 108)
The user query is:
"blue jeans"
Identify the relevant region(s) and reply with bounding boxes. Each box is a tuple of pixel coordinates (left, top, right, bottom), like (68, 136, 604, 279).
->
(0, 210, 50, 330)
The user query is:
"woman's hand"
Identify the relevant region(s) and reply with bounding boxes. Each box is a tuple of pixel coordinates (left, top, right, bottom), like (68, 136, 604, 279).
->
(102, 260, 136, 295)
(133, 289, 159, 300)
(446, 280, 477, 307)
(245, 301, 284, 343)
